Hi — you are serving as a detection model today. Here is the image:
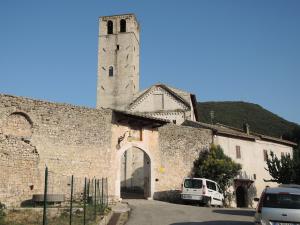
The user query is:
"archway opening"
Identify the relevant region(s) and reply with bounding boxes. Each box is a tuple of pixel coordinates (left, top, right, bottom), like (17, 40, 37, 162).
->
(120, 147, 151, 199)
(236, 185, 248, 207)
(120, 19, 126, 32)
(107, 20, 113, 34)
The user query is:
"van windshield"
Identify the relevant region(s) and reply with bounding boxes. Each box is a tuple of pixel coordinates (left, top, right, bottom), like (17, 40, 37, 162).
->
(263, 193, 300, 209)
(184, 179, 202, 189)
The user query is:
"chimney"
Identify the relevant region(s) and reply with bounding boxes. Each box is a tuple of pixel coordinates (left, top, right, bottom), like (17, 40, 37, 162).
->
(243, 123, 250, 135)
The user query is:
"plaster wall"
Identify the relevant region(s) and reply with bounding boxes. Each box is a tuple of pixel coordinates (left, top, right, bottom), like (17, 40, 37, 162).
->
(109, 122, 160, 200)
(214, 135, 294, 207)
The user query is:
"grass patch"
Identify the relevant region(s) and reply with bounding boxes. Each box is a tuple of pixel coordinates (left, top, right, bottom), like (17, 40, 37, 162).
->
(0, 204, 110, 225)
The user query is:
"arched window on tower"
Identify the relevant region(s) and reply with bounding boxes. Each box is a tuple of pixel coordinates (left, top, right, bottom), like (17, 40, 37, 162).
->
(109, 66, 113, 76)
(107, 20, 113, 34)
(120, 19, 126, 32)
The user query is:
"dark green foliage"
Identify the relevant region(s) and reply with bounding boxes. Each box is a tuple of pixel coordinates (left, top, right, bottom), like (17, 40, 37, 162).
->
(197, 101, 299, 138)
(0, 202, 5, 225)
(193, 145, 242, 194)
(294, 148, 300, 183)
(265, 126, 300, 184)
(265, 151, 296, 184)
(282, 126, 300, 143)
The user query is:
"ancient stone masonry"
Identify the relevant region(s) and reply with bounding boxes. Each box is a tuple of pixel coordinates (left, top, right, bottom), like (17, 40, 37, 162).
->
(154, 124, 212, 201)
(0, 133, 39, 206)
(1, 13, 295, 208)
(0, 94, 113, 207)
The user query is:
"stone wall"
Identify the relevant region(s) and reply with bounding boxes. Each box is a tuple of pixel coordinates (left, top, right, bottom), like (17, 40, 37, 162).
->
(0, 134, 40, 206)
(155, 124, 212, 201)
(0, 94, 113, 207)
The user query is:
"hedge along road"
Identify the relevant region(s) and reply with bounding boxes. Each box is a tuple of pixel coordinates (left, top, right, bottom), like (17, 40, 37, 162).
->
(124, 199, 254, 225)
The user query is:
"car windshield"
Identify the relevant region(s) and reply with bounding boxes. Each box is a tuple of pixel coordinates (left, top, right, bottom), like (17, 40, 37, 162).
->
(184, 179, 202, 189)
(263, 193, 300, 209)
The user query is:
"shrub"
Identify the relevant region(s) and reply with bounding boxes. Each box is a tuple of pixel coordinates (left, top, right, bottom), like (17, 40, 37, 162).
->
(0, 202, 6, 224)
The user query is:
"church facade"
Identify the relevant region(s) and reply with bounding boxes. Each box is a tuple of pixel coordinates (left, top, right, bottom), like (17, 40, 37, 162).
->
(0, 13, 296, 208)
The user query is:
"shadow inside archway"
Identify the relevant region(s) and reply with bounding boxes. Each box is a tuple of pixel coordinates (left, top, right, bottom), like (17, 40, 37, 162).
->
(169, 221, 253, 225)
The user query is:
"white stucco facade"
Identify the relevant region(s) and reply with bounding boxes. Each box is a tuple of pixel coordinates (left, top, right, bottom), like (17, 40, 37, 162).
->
(214, 134, 294, 207)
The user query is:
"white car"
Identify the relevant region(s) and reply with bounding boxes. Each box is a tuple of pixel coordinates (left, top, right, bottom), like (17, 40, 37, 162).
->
(181, 177, 224, 207)
(254, 184, 300, 225)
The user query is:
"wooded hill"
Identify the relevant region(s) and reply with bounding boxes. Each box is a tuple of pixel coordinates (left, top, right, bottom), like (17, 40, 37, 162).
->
(197, 101, 300, 139)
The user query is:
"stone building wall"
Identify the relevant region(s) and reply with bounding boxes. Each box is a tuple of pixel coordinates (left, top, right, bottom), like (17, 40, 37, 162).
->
(97, 14, 140, 110)
(0, 134, 40, 206)
(155, 124, 212, 201)
(108, 122, 212, 201)
(0, 94, 113, 207)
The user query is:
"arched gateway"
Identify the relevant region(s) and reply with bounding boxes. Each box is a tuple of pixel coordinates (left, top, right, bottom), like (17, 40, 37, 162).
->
(115, 143, 154, 200)
(112, 110, 168, 201)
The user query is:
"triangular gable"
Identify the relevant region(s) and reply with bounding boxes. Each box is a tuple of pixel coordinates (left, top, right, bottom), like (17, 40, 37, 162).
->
(128, 84, 191, 112)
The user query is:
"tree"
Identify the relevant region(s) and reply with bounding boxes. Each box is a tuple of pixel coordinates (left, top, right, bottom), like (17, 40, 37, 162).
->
(265, 151, 296, 184)
(193, 145, 242, 195)
(265, 126, 300, 185)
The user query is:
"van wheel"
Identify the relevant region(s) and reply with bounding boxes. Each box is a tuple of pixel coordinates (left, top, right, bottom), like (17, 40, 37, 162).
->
(206, 198, 212, 207)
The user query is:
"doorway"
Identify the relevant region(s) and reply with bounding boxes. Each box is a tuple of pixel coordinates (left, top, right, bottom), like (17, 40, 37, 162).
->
(120, 147, 151, 199)
(236, 185, 247, 207)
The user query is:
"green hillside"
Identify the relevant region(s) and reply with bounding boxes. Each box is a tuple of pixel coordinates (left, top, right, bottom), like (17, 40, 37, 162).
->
(197, 101, 299, 139)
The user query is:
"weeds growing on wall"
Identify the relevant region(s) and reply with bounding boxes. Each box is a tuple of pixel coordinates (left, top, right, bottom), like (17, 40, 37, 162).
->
(0, 202, 6, 225)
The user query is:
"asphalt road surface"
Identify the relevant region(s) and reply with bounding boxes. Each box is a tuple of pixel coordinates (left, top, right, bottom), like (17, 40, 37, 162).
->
(125, 199, 255, 225)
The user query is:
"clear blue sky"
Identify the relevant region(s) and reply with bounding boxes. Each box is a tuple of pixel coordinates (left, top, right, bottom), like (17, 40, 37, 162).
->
(0, 0, 299, 124)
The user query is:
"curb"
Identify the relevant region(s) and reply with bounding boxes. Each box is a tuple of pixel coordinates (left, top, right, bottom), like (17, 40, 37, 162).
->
(107, 202, 131, 225)
(99, 210, 113, 225)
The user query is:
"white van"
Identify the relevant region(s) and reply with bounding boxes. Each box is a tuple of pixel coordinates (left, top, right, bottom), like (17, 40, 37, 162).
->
(181, 177, 224, 207)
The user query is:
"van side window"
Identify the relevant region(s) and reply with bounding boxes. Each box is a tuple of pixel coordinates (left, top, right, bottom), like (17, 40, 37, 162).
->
(206, 181, 216, 191)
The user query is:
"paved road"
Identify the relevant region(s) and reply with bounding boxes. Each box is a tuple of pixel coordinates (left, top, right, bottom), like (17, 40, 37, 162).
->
(125, 199, 255, 225)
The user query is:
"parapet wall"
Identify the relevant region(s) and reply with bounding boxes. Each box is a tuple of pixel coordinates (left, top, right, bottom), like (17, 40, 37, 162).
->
(0, 94, 113, 207)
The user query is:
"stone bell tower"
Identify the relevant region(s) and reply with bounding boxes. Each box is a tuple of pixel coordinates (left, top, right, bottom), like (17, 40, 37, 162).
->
(96, 14, 140, 110)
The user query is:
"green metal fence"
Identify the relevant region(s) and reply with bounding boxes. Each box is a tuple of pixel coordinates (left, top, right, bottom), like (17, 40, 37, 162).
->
(41, 167, 108, 225)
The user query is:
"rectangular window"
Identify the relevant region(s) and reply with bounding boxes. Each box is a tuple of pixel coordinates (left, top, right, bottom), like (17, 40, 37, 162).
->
(263, 193, 300, 209)
(281, 152, 285, 158)
(263, 150, 268, 161)
(236, 146, 241, 159)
